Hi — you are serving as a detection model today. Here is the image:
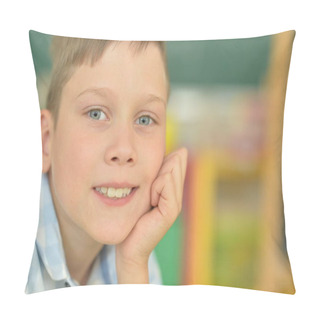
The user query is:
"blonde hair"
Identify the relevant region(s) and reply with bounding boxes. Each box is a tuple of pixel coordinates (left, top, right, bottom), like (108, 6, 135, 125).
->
(46, 36, 169, 123)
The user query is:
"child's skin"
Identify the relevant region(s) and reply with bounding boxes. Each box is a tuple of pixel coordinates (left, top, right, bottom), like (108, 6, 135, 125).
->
(40, 41, 188, 285)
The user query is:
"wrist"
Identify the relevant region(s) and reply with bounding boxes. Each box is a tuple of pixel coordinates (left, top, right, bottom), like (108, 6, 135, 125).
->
(116, 250, 149, 284)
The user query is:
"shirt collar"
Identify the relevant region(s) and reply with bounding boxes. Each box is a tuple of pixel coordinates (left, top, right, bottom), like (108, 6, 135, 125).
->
(36, 173, 71, 282)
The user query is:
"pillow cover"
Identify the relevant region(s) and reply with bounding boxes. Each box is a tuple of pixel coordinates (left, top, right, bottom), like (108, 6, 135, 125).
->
(27, 30, 295, 294)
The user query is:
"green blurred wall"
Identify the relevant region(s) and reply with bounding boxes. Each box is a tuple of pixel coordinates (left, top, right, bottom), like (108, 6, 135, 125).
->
(167, 35, 270, 86)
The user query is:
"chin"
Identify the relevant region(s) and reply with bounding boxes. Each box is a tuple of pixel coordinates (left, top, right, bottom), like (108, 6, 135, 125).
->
(86, 197, 152, 245)
(88, 222, 133, 245)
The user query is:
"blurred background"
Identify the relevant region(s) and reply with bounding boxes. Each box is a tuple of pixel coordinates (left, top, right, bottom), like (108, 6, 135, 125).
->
(29, 30, 295, 294)
(156, 32, 295, 294)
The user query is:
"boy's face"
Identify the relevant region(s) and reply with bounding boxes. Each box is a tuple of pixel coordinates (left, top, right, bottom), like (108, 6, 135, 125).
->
(46, 42, 167, 245)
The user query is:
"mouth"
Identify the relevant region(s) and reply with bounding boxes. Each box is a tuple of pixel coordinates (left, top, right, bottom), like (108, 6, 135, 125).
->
(94, 186, 136, 200)
(93, 184, 138, 207)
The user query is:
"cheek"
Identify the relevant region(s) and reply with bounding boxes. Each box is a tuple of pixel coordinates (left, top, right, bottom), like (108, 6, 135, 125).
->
(50, 128, 100, 207)
(53, 127, 98, 174)
(140, 135, 166, 183)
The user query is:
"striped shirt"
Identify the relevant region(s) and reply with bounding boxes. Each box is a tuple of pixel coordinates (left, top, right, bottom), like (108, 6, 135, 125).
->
(25, 174, 162, 294)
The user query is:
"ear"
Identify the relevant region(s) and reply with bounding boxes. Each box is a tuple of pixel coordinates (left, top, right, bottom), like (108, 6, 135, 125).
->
(41, 109, 54, 173)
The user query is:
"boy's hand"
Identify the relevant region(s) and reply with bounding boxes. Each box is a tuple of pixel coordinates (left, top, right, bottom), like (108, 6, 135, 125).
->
(116, 147, 188, 283)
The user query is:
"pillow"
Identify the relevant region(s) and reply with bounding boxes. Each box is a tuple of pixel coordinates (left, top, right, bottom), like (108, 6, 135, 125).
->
(27, 30, 295, 294)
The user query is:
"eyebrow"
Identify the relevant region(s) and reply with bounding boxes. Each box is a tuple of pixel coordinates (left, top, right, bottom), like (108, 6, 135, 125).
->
(76, 87, 166, 107)
(76, 87, 114, 100)
(142, 93, 166, 107)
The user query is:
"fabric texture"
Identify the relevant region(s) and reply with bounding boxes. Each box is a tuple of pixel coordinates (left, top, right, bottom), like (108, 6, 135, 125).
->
(28, 30, 296, 294)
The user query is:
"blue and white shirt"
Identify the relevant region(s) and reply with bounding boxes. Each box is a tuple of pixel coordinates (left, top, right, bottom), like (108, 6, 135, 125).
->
(25, 174, 162, 294)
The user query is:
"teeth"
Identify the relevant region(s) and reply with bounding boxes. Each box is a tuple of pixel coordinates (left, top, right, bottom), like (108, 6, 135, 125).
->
(107, 187, 115, 197)
(115, 189, 123, 198)
(95, 186, 133, 199)
(101, 187, 107, 194)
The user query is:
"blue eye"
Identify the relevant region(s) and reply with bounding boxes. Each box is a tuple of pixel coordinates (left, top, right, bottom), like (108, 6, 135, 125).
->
(88, 109, 107, 120)
(137, 115, 153, 126)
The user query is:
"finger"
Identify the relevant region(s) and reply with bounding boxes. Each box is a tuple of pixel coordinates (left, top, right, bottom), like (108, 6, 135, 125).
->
(151, 172, 179, 218)
(165, 148, 188, 206)
(151, 154, 177, 207)
(155, 148, 188, 210)
(176, 147, 188, 184)
(157, 148, 182, 175)
(153, 156, 180, 209)
(151, 171, 176, 208)
(163, 147, 188, 179)
(151, 176, 162, 207)
(176, 147, 188, 201)
(151, 147, 188, 210)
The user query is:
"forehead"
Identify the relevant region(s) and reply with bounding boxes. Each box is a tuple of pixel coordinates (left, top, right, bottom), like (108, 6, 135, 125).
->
(62, 41, 168, 104)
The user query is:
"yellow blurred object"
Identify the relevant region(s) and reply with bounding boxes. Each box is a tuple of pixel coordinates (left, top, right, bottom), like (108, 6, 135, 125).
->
(166, 112, 178, 155)
(257, 30, 296, 294)
(185, 150, 217, 284)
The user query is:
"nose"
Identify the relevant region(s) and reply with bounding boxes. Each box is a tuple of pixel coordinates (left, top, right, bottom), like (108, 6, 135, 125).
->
(104, 125, 137, 166)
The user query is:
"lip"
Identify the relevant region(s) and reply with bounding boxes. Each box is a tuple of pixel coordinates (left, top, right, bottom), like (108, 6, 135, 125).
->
(93, 186, 138, 207)
(94, 182, 137, 189)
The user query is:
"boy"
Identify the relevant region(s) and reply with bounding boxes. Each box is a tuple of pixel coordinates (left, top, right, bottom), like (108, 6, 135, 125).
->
(26, 34, 188, 293)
